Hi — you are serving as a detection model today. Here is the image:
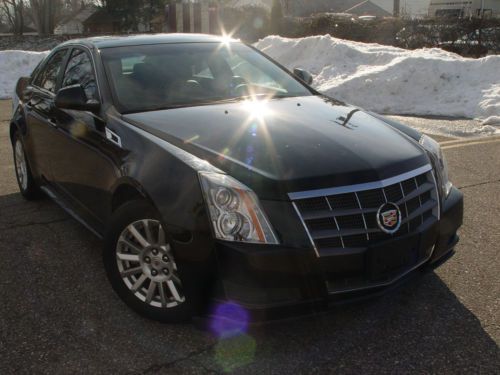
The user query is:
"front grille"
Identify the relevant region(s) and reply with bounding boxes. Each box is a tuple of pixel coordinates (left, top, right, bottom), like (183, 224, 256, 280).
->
(291, 166, 439, 254)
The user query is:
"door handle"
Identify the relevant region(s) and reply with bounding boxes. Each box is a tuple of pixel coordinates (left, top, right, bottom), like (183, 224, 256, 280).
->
(27, 97, 41, 108)
(48, 118, 57, 127)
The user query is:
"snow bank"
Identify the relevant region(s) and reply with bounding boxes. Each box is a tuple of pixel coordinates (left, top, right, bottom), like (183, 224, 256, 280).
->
(255, 35, 500, 130)
(0, 50, 48, 99)
(1, 37, 499, 135)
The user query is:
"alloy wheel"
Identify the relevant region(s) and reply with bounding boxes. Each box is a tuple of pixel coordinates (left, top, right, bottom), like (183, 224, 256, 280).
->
(14, 139, 28, 191)
(116, 219, 185, 308)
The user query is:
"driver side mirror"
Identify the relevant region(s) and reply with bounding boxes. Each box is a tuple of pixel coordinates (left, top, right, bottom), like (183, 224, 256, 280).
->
(15, 76, 30, 99)
(293, 68, 313, 85)
(55, 84, 100, 112)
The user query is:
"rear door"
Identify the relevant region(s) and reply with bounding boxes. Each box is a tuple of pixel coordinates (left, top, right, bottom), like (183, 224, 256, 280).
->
(49, 47, 121, 224)
(24, 49, 68, 180)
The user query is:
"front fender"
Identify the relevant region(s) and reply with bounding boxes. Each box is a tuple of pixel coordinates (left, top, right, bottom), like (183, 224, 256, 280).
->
(109, 115, 216, 264)
(368, 112, 422, 142)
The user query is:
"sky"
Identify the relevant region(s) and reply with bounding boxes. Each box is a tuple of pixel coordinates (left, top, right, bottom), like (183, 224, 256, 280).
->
(371, 0, 431, 16)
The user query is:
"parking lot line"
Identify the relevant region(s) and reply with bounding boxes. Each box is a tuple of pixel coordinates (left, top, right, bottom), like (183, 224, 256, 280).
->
(441, 137, 500, 150)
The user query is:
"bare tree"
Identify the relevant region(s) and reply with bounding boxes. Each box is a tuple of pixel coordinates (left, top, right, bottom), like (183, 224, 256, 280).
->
(63, 0, 93, 14)
(280, 0, 290, 14)
(0, 0, 25, 35)
(29, 0, 62, 35)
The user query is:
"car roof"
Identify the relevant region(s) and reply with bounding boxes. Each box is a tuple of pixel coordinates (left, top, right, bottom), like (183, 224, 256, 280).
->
(59, 33, 237, 49)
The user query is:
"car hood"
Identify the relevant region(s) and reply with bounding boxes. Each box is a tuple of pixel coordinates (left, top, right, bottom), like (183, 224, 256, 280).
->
(123, 95, 429, 200)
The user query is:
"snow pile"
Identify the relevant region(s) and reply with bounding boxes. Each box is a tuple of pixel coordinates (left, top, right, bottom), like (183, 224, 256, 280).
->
(479, 84, 500, 126)
(255, 35, 500, 129)
(1, 36, 499, 135)
(0, 50, 48, 99)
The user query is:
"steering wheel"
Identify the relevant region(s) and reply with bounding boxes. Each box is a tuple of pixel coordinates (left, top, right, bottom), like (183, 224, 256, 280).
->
(230, 76, 249, 96)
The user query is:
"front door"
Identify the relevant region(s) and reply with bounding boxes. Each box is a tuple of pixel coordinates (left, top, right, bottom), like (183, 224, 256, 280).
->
(49, 47, 120, 224)
(24, 49, 68, 180)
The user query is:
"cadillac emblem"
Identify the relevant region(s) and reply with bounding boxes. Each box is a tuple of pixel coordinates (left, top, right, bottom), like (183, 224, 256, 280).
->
(376, 202, 402, 234)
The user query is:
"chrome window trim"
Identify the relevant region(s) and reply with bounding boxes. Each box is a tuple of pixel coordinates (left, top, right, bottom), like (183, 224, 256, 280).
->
(62, 44, 103, 103)
(288, 164, 433, 200)
(31, 44, 103, 104)
(31, 48, 70, 95)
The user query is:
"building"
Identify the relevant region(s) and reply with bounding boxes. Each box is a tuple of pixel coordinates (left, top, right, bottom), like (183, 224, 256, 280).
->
(429, 0, 500, 18)
(166, 1, 212, 33)
(82, 9, 120, 34)
(344, 1, 392, 17)
(82, 8, 152, 34)
(283, 0, 394, 17)
(225, 0, 271, 10)
(54, 6, 97, 35)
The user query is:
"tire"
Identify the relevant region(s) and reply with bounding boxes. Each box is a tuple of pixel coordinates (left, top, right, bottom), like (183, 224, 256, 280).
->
(12, 132, 42, 200)
(103, 200, 201, 323)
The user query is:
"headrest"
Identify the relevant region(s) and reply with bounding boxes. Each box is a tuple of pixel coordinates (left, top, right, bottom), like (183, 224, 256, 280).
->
(132, 63, 155, 79)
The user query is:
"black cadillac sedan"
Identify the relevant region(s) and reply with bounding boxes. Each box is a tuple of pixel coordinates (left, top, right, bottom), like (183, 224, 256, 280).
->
(10, 34, 463, 323)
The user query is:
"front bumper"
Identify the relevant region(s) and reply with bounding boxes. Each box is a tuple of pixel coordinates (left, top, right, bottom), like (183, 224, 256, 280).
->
(213, 187, 463, 320)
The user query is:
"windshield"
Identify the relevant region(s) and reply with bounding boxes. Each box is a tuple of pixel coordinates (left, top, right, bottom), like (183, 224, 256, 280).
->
(101, 42, 313, 113)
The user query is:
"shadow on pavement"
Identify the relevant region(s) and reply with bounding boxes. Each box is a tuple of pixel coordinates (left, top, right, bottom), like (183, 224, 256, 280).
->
(0, 192, 498, 374)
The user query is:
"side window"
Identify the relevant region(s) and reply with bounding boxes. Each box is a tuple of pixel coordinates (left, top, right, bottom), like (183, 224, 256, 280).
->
(62, 48, 99, 101)
(121, 55, 145, 74)
(33, 50, 67, 93)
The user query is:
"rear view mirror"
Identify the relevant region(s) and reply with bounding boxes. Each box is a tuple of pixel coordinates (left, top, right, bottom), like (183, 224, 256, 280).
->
(55, 84, 100, 112)
(15, 77, 30, 99)
(293, 68, 313, 85)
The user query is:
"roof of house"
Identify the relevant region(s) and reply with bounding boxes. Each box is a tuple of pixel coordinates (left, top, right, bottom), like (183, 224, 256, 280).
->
(83, 8, 120, 26)
(344, 0, 392, 17)
(57, 6, 97, 27)
(284, 0, 393, 17)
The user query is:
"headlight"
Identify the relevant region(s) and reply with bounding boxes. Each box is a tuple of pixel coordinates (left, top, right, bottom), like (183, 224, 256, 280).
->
(419, 134, 452, 198)
(199, 172, 279, 244)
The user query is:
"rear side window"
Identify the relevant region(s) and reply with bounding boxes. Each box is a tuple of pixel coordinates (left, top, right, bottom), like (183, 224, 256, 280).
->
(62, 48, 99, 101)
(33, 49, 67, 93)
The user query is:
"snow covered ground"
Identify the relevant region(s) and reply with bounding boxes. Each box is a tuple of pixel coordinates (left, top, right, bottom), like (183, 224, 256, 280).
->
(0, 35, 499, 136)
(256, 35, 500, 135)
(0, 50, 48, 99)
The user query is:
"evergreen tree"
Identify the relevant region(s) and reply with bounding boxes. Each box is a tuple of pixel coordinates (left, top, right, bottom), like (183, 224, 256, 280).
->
(103, 0, 165, 32)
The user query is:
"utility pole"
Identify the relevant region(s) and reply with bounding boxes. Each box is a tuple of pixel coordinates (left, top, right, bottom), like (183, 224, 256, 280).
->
(393, 0, 400, 17)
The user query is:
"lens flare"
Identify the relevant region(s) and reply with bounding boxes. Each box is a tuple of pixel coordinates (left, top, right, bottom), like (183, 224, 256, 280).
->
(210, 303, 256, 371)
(209, 302, 249, 338)
(70, 121, 88, 138)
(220, 33, 233, 46)
(214, 333, 256, 373)
(217, 27, 239, 51)
(242, 99, 272, 122)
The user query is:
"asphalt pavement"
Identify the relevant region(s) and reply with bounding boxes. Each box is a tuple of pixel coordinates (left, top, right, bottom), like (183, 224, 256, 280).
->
(0, 100, 498, 374)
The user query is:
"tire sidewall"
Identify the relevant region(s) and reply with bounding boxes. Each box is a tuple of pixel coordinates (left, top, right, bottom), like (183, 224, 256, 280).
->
(103, 200, 199, 323)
